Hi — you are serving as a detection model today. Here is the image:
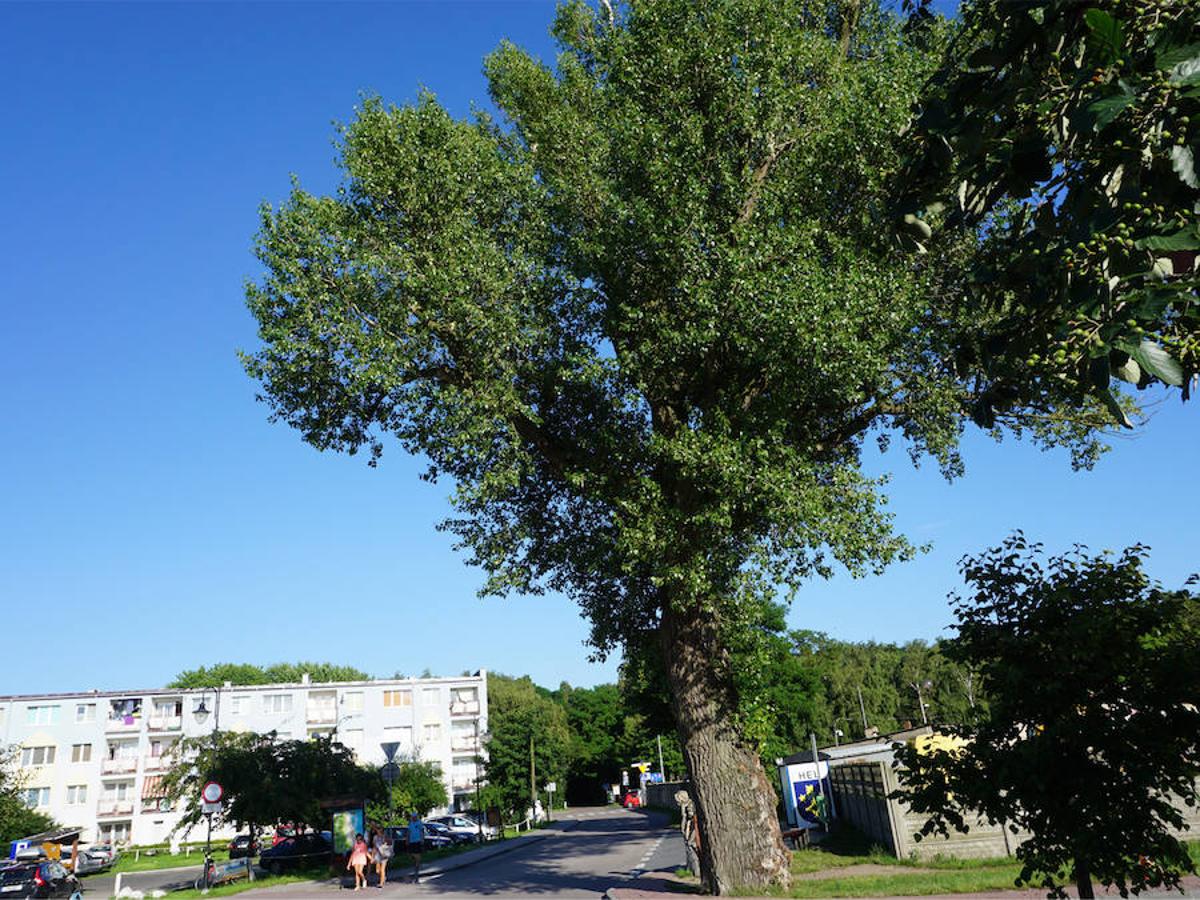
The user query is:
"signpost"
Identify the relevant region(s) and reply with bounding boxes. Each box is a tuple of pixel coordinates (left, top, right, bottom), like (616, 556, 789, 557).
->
(380, 742, 401, 828)
(200, 782, 223, 889)
(545, 782, 556, 822)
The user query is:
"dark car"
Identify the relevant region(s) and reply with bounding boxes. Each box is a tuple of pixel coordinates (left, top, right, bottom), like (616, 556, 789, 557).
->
(258, 832, 331, 875)
(0, 861, 80, 898)
(422, 821, 466, 848)
(383, 825, 453, 852)
(227, 835, 259, 860)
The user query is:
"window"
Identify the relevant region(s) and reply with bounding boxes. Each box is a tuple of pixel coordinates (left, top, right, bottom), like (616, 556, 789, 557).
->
(67, 785, 88, 805)
(21, 787, 50, 808)
(153, 699, 182, 718)
(422, 688, 440, 706)
(422, 723, 441, 743)
(342, 692, 364, 712)
(263, 694, 293, 715)
(109, 698, 141, 720)
(229, 695, 248, 715)
(149, 739, 175, 758)
(103, 782, 132, 801)
(25, 705, 59, 725)
(71, 743, 93, 763)
(100, 822, 130, 843)
(75, 703, 97, 723)
(20, 746, 56, 767)
(383, 690, 411, 708)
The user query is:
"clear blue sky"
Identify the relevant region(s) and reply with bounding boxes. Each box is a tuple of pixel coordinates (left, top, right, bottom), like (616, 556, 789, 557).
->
(1, 2, 1195, 698)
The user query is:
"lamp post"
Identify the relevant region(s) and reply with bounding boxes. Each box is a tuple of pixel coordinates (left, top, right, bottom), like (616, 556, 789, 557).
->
(193, 688, 220, 889)
(473, 720, 484, 843)
(909, 680, 932, 726)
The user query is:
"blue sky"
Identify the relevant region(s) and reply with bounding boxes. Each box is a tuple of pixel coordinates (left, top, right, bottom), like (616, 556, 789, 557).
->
(1, 2, 1195, 698)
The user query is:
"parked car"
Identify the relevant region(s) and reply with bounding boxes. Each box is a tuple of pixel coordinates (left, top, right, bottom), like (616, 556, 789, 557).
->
(428, 815, 485, 843)
(258, 832, 331, 875)
(0, 861, 81, 898)
(423, 821, 468, 847)
(227, 835, 259, 860)
(82, 844, 118, 867)
(382, 825, 453, 852)
(70, 849, 108, 876)
(621, 790, 642, 809)
(456, 810, 500, 839)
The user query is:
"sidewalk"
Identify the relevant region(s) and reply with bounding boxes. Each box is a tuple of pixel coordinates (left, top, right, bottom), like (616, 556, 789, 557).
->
(603, 872, 1200, 899)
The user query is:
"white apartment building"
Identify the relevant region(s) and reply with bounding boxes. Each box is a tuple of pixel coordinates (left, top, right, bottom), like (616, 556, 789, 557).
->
(0, 671, 488, 847)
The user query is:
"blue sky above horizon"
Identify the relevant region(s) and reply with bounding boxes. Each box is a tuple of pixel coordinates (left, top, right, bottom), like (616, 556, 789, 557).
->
(1, 2, 1195, 698)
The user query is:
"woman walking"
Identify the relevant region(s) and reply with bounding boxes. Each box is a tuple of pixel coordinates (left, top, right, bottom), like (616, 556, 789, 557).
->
(347, 832, 370, 891)
(372, 825, 393, 888)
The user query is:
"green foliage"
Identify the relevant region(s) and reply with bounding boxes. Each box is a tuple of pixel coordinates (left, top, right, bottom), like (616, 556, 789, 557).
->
(0, 748, 56, 845)
(162, 732, 377, 835)
(894, 535, 1200, 898)
(481, 675, 571, 818)
(366, 759, 447, 825)
(241, 0, 1137, 887)
(167, 662, 372, 688)
(898, 0, 1200, 426)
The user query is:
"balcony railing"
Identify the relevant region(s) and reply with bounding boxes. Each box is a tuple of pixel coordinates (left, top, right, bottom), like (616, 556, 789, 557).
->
(143, 756, 170, 772)
(306, 711, 337, 724)
(101, 758, 138, 775)
(105, 717, 141, 732)
(450, 738, 479, 753)
(451, 779, 476, 792)
(97, 801, 134, 817)
(148, 715, 182, 732)
(449, 701, 480, 716)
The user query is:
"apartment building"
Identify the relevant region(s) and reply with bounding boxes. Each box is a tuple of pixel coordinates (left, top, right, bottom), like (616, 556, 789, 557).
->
(0, 671, 488, 847)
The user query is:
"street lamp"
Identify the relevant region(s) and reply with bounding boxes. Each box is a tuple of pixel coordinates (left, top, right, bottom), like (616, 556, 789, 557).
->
(192, 688, 220, 889)
(909, 680, 933, 726)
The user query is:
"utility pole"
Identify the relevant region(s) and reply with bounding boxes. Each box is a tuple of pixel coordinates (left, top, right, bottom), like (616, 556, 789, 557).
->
(529, 734, 536, 815)
(657, 735, 665, 779)
(856, 686, 869, 732)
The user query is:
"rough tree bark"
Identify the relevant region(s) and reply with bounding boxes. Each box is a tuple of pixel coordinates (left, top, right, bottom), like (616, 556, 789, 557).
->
(660, 600, 792, 895)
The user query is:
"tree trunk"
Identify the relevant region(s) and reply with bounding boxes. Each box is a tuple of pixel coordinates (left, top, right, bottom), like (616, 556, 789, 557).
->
(1075, 859, 1094, 899)
(660, 601, 791, 895)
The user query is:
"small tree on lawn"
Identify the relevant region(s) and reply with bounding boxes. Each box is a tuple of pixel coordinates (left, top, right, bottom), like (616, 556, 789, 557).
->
(894, 534, 1200, 899)
(366, 758, 448, 825)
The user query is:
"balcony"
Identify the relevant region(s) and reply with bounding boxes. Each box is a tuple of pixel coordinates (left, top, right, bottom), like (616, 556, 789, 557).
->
(105, 717, 141, 733)
(451, 778, 476, 793)
(449, 700, 480, 717)
(306, 710, 337, 725)
(450, 737, 479, 753)
(143, 756, 171, 772)
(97, 801, 134, 817)
(147, 716, 182, 732)
(101, 758, 138, 775)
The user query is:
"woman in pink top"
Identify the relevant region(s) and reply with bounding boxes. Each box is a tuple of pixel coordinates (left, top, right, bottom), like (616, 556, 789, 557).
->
(347, 832, 370, 891)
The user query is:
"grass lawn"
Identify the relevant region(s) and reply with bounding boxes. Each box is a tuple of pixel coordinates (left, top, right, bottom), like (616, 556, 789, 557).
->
(732, 833, 1200, 898)
(157, 866, 327, 899)
(106, 847, 232, 874)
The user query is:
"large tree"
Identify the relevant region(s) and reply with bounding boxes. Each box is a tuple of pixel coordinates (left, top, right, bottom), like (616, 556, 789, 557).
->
(243, 0, 1125, 890)
(481, 675, 571, 819)
(0, 747, 56, 845)
(894, 536, 1200, 899)
(168, 661, 372, 688)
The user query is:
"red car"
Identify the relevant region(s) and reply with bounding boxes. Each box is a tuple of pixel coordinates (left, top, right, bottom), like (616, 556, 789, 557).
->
(621, 790, 642, 809)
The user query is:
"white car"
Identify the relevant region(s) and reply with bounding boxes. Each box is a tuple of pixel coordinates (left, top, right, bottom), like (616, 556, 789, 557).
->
(428, 815, 493, 842)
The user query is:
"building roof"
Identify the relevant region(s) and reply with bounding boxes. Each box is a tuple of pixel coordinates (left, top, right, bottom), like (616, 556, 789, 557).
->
(0, 671, 487, 704)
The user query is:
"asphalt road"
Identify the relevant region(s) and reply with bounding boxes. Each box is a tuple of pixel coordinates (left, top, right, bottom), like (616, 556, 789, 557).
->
(223, 807, 682, 900)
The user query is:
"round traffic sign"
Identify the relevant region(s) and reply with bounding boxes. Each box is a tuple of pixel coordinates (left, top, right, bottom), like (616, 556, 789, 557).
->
(201, 781, 224, 804)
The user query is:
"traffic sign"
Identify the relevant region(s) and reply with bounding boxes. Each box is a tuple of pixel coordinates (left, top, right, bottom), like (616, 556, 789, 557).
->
(380, 741, 400, 762)
(381, 762, 401, 783)
(202, 781, 224, 804)
(202, 801, 223, 816)
(546, 782, 557, 793)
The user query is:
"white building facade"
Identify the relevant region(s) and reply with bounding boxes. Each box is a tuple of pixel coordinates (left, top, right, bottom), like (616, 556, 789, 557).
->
(0, 671, 488, 847)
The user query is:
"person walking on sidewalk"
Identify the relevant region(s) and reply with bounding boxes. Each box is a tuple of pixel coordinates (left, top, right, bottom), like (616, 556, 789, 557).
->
(347, 833, 370, 891)
(371, 824, 393, 888)
(406, 811, 425, 883)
